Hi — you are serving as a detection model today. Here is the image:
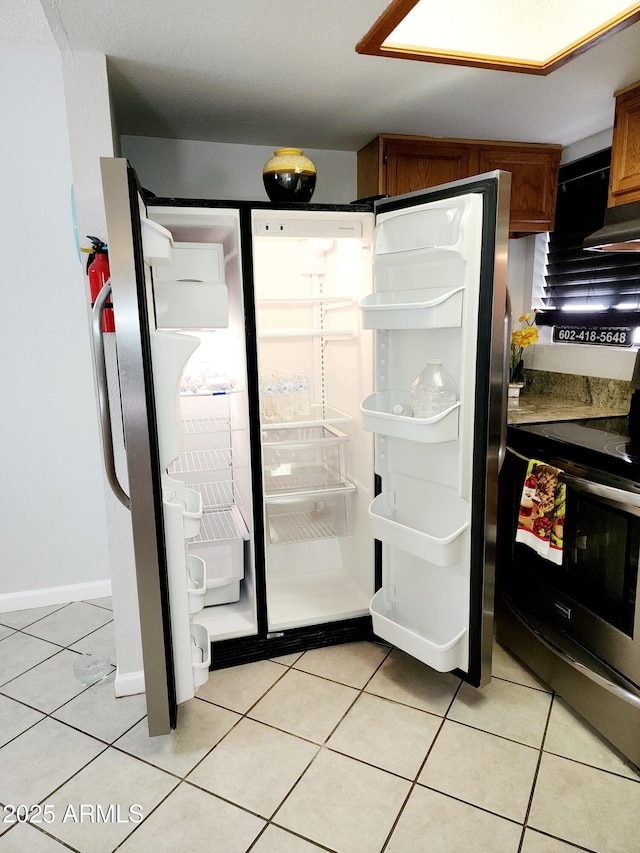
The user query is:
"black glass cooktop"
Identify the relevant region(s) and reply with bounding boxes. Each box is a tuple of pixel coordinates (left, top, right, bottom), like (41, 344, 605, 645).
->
(508, 416, 640, 480)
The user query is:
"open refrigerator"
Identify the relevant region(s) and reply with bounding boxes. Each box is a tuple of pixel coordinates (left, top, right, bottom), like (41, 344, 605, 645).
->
(98, 158, 509, 734)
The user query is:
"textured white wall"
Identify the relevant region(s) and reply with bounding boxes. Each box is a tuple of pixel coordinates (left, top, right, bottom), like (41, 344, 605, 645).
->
(0, 41, 110, 603)
(121, 136, 358, 204)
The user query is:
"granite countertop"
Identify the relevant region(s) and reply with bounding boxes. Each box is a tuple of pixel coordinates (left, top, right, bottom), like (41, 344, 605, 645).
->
(506, 370, 632, 425)
(507, 393, 629, 425)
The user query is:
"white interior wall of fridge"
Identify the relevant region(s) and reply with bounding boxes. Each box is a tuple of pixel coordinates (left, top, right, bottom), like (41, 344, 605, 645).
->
(251, 210, 375, 631)
(364, 194, 484, 675)
(148, 207, 259, 646)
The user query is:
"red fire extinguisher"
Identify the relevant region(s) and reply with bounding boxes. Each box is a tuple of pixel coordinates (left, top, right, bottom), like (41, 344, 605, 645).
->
(85, 236, 115, 333)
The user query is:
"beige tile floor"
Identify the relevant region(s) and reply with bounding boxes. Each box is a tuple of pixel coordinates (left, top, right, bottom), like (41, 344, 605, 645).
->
(1, 600, 640, 852)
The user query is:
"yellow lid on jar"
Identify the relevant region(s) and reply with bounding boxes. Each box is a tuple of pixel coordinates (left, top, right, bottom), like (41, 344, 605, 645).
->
(263, 148, 316, 176)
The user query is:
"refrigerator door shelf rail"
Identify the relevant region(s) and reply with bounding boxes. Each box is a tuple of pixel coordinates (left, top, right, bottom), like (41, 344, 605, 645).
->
(169, 447, 242, 475)
(258, 328, 354, 340)
(359, 286, 464, 330)
(361, 392, 460, 443)
(189, 480, 242, 511)
(190, 623, 211, 689)
(186, 555, 207, 615)
(261, 404, 352, 431)
(370, 587, 467, 673)
(369, 492, 468, 567)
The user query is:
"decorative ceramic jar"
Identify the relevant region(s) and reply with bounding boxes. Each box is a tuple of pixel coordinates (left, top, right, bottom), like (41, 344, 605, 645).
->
(262, 148, 317, 203)
(508, 382, 524, 399)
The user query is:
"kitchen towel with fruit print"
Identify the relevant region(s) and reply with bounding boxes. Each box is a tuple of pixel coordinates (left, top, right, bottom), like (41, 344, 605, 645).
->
(516, 460, 566, 565)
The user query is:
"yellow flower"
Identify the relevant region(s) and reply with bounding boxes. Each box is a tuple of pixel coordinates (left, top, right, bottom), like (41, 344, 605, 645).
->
(518, 313, 531, 322)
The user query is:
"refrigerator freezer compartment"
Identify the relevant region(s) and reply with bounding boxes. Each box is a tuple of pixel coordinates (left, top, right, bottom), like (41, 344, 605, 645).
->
(186, 555, 206, 615)
(141, 217, 173, 265)
(153, 242, 224, 283)
(359, 286, 464, 330)
(266, 486, 355, 544)
(361, 391, 459, 443)
(370, 587, 467, 672)
(369, 491, 468, 567)
(262, 426, 348, 493)
(182, 415, 240, 436)
(154, 281, 229, 330)
(190, 622, 211, 689)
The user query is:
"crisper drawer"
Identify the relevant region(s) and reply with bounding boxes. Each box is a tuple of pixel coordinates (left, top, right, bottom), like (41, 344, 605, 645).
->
(265, 485, 355, 544)
(262, 426, 348, 494)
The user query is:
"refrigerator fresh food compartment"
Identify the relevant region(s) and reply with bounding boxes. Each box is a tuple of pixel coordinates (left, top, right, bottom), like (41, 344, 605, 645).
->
(369, 490, 468, 567)
(141, 218, 174, 265)
(373, 200, 467, 254)
(262, 426, 348, 493)
(370, 586, 467, 672)
(359, 286, 464, 330)
(153, 242, 224, 283)
(154, 281, 229, 330)
(265, 485, 355, 544)
(361, 391, 460, 443)
(186, 555, 206, 615)
(190, 623, 211, 689)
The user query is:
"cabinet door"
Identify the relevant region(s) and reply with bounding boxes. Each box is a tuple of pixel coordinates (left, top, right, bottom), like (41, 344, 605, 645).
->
(477, 146, 561, 233)
(609, 84, 640, 207)
(384, 138, 473, 197)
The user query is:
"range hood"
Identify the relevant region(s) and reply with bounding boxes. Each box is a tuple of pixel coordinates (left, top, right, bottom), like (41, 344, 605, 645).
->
(583, 200, 640, 252)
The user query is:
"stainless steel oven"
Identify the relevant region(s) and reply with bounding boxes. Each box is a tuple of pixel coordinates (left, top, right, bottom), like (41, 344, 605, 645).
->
(497, 416, 640, 767)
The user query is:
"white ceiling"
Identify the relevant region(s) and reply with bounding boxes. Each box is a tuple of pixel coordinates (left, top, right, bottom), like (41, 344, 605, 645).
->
(6, 0, 640, 152)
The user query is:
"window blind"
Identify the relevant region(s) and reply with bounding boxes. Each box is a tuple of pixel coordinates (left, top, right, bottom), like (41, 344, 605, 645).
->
(538, 148, 640, 328)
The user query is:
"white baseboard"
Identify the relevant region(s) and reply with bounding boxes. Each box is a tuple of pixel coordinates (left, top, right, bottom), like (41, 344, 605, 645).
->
(0, 580, 112, 613)
(115, 667, 145, 697)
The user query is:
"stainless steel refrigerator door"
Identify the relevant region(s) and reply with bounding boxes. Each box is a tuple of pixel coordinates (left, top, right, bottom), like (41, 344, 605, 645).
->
(367, 171, 511, 688)
(100, 157, 176, 735)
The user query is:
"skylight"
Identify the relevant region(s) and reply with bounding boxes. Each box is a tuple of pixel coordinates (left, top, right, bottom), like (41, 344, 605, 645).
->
(357, 0, 640, 74)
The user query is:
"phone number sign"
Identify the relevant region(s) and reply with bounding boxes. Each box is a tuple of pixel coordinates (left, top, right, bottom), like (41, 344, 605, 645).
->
(552, 326, 633, 347)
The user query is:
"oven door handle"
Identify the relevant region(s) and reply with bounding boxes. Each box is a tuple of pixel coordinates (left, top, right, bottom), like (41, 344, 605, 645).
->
(506, 446, 640, 510)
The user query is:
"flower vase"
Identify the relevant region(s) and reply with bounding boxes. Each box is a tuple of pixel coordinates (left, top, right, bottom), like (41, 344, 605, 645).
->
(508, 382, 524, 399)
(262, 148, 316, 203)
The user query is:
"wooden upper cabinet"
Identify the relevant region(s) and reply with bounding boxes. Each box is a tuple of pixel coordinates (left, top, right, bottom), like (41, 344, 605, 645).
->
(357, 134, 562, 235)
(608, 81, 640, 207)
(476, 145, 561, 233)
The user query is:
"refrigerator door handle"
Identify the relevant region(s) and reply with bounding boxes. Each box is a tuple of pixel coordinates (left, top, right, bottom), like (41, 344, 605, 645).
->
(92, 280, 131, 509)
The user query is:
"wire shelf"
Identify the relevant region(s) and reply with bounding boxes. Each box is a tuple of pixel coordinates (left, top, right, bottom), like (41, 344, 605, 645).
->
(169, 448, 237, 474)
(189, 480, 240, 510)
(193, 507, 249, 544)
(268, 511, 340, 544)
(182, 416, 238, 434)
